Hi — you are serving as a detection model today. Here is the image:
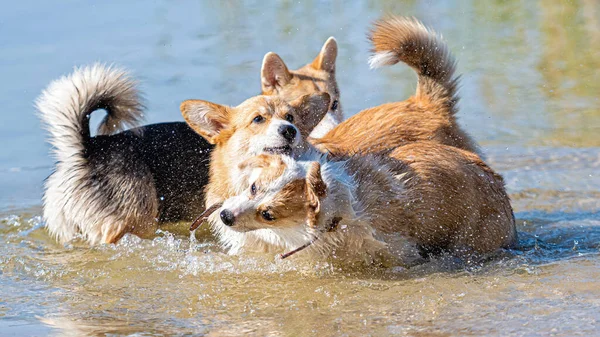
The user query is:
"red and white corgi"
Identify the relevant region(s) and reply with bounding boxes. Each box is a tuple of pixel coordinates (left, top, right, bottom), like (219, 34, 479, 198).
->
(206, 145, 516, 262)
(267, 16, 479, 156)
(180, 92, 331, 209)
(182, 16, 516, 261)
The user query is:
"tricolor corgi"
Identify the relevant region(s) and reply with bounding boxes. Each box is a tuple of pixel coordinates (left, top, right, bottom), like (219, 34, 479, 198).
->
(38, 38, 343, 245)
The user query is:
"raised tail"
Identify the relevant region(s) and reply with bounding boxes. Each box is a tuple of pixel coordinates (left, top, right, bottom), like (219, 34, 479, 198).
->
(368, 16, 459, 115)
(36, 64, 146, 244)
(36, 64, 144, 164)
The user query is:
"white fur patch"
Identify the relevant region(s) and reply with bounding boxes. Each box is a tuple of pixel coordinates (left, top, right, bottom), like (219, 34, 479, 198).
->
(214, 150, 386, 262)
(309, 112, 339, 139)
(248, 119, 300, 155)
(368, 51, 398, 69)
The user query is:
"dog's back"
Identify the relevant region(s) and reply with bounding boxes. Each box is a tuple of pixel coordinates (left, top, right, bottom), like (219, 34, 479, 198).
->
(311, 16, 479, 157)
(38, 65, 212, 244)
(347, 143, 516, 255)
(89, 122, 213, 222)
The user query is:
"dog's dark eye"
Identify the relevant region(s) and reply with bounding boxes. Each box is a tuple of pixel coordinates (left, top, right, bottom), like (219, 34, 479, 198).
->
(253, 115, 265, 124)
(331, 100, 339, 111)
(285, 114, 294, 123)
(250, 183, 257, 196)
(261, 210, 275, 221)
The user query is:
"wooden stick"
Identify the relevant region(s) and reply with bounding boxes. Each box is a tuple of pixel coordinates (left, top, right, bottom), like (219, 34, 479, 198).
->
(279, 236, 319, 259)
(189, 202, 224, 231)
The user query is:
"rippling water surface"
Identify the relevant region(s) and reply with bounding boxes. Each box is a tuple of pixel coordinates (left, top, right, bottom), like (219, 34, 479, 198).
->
(1, 1, 599, 336)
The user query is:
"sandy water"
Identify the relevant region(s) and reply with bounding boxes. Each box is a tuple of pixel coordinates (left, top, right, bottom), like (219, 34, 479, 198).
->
(1, 1, 599, 336)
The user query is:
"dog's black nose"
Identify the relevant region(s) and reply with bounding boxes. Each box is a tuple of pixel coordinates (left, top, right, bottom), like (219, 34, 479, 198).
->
(220, 209, 235, 226)
(279, 124, 297, 143)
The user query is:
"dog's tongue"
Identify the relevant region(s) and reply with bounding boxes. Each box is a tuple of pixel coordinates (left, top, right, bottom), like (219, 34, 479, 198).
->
(279, 236, 319, 259)
(189, 202, 224, 231)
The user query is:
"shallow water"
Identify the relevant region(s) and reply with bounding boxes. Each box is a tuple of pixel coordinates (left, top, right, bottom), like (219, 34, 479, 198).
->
(1, 1, 599, 336)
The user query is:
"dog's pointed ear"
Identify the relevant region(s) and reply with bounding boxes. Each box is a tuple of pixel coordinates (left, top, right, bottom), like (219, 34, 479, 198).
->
(311, 37, 337, 73)
(261, 52, 293, 94)
(291, 92, 331, 136)
(306, 161, 327, 228)
(180, 99, 229, 144)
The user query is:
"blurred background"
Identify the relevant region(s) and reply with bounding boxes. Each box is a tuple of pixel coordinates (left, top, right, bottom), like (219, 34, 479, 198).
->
(1, 1, 600, 336)
(0, 0, 598, 209)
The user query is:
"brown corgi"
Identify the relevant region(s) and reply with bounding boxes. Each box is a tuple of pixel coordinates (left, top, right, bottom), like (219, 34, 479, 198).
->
(311, 16, 480, 157)
(202, 151, 388, 261)
(207, 144, 516, 262)
(180, 93, 331, 211)
(260, 37, 343, 138)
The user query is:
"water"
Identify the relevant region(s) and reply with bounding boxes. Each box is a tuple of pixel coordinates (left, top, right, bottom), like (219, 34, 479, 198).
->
(1, 1, 599, 335)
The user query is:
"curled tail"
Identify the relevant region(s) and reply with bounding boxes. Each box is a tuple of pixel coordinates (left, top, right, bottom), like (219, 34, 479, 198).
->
(368, 16, 459, 114)
(36, 64, 144, 164)
(36, 64, 147, 244)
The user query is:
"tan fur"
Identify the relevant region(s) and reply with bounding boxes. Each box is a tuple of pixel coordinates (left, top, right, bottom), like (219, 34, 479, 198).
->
(302, 17, 514, 253)
(180, 100, 230, 143)
(347, 143, 516, 254)
(237, 155, 312, 228)
(180, 93, 330, 208)
(234, 145, 516, 255)
(261, 38, 343, 128)
(391, 144, 515, 253)
(311, 99, 476, 157)
(245, 159, 327, 231)
(311, 16, 479, 156)
(256, 179, 307, 226)
(239, 154, 287, 188)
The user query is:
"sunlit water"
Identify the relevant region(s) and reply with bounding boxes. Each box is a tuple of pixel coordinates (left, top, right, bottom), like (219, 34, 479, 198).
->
(1, 1, 599, 336)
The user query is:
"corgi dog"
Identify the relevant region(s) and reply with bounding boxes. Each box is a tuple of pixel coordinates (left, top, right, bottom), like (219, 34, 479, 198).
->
(205, 152, 389, 263)
(38, 37, 343, 245)
(309, 16, 480, 156)
(260, 37, 343, 139)
(207, 144, 516, 262)
(183, 15, 515, 260)
(38, 64, 203, 244)
(180, 92, 331, 211)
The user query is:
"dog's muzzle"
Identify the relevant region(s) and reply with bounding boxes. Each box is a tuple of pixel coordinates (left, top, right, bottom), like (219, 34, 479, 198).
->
(278, 124, 297, 143)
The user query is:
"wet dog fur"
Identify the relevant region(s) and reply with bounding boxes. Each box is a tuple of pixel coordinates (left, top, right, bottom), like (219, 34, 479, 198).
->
(211, 146, 516, 262)
(180, 92, 331, 209)
(39, 37, 342, 245)
(310, 16, 480, 156)
(260, 37, 344, 139)
(38, 65, 214, 244)
(184, 15, 514, 261)
(40, 16, 490, 246)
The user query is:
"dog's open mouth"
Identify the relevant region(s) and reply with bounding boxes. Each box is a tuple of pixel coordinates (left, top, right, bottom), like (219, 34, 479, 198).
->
(264, 145, 292, 155)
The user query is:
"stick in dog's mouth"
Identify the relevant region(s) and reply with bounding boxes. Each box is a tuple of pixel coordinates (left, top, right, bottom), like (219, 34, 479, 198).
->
(279, 216, 341, 259)
(190, 202, 224, 231)
(279, 236, 319, 259)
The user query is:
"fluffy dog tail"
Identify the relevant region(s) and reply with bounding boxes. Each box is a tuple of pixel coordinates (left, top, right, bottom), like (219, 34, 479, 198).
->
(36, 64, 146, 244)
(37, 64, 143, 164)
(368, 16, 459, 115)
